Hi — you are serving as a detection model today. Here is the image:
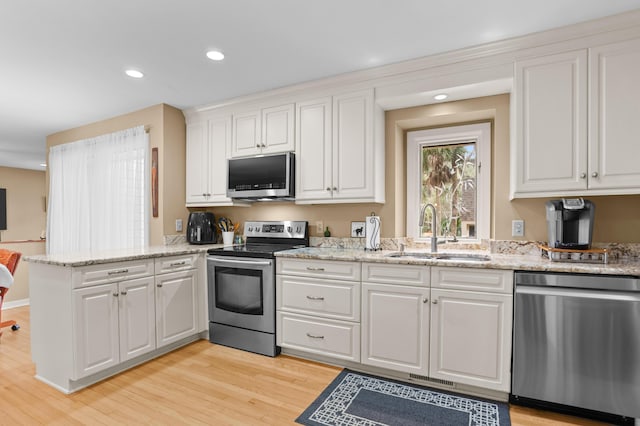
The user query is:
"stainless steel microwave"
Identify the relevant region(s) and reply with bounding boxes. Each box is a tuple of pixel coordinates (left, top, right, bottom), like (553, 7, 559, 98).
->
(227, 152, 295, 200)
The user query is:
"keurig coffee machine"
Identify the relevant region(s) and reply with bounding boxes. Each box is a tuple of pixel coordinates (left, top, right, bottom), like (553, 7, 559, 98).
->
(545, 198, 595, 250)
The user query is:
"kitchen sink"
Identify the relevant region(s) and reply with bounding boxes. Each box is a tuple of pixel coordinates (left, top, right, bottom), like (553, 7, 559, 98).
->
(386, 252, 491, 262)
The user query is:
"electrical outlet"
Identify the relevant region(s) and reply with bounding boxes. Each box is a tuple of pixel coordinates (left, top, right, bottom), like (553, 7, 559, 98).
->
(176, 219, 183, 232)
(316, 221, 324, 234)
(512, 220, 524, 237)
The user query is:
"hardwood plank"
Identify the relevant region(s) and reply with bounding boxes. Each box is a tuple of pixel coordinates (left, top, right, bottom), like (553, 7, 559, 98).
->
(0, 306, 607, 425)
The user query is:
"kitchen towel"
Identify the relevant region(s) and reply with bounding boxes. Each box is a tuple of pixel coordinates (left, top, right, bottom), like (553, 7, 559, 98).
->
(365, 214, 381, 251)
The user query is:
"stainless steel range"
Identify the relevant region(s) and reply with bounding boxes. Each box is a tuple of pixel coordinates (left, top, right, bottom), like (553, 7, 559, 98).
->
(206, 221, 308, 356)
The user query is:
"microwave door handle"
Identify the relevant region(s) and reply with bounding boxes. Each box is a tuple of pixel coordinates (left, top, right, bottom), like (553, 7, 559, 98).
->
(209, 257, 272, 267)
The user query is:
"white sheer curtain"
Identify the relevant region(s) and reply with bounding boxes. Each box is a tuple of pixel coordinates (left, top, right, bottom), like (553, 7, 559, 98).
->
(47, 126, 149, 255)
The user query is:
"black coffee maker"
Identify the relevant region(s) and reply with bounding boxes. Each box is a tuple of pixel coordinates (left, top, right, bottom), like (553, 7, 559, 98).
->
(545, 198, 595, 250)
(187, 212, 217, 244)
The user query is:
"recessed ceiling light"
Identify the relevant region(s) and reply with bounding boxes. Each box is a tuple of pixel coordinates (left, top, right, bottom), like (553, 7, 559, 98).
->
(434, 93, 448, 101)
(206, 50, 225, 61)
(125, 69, 144, 79)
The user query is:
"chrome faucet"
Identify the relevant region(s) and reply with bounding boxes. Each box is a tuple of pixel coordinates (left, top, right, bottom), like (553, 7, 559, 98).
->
(419, 203, 438, 253)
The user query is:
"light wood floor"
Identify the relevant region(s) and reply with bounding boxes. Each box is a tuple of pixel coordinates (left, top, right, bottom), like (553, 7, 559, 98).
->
(0, 306, 605, 425)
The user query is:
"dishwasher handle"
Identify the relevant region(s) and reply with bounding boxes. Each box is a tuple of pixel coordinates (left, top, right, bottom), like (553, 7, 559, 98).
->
(516, 285, 640, 302)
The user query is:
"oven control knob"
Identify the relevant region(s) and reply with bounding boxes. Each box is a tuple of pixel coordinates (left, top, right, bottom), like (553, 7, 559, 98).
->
(287, 226, 292, 233)
(296, 226, 301, 233)
(247, 226, 253, 232)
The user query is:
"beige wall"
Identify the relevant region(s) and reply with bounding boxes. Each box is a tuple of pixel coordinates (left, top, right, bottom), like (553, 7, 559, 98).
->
(207, 94, 640, 243)
(46, 104, 188, 246)
(0, 166, 47, 302)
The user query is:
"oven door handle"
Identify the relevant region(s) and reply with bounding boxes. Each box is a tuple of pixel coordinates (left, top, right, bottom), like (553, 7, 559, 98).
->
(208, 257, 272, 267)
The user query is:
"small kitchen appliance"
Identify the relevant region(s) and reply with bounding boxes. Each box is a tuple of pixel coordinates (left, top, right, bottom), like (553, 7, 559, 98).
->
(227, 152, 295, 200)
(186, 212, 217, 244)
(545, 198, 594, 250)
(206, 220, 308, 356)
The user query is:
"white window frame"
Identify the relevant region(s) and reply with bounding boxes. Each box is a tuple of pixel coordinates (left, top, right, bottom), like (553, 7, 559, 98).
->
(406, 122, 491, 243)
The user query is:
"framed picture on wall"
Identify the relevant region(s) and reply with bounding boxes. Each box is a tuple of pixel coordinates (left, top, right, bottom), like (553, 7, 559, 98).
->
(351, 221, 365, 238)
(0, 188, 6, 230)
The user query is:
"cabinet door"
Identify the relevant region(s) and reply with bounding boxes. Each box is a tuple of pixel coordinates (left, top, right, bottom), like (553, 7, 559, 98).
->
(589, 38, 640, 191)
(185, 121, 210, 204)
(332, 89, 375, 200)
(261, 103, 295, 154)
(155, 270, 198, 347)
(207, 116, 233, 202)
(361, 282, 429, 374)
(232, 110, 261, 157)
(513, 50, 588, 196)
(295, 98, 333, 201)
(119, 277, 156, 362)
(72, 283, 119, 379)
(429, 289, 512, 392)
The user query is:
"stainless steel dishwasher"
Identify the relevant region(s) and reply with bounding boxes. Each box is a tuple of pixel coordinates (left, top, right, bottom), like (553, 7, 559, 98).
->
(512, 271, 640, 424)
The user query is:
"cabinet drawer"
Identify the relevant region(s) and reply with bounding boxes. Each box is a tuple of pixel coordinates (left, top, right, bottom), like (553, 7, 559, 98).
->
(362, 262, 430, 287)
(431, 267, 513, 293)
(277, 275, 359, 321)
(277, 312, 360, 362)
(277, 258, 360, 281)
(74, 259, 154, 288)
(155, 254, 200, 274)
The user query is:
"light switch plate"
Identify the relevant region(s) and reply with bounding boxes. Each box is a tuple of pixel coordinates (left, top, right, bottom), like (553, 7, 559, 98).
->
(512, 220, 524, 237)
(176, 219, 183, 232)
(316, 221, 323, 234)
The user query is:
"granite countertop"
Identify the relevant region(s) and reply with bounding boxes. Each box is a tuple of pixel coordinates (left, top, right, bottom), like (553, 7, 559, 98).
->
(275, 247, 640, 276)
(24, 243, 225, 267)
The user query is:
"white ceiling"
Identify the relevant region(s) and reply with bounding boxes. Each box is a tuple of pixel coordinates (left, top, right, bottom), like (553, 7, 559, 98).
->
(2, 1, 640, 170)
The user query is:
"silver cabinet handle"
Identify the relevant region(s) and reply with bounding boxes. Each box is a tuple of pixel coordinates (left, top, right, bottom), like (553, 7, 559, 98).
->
(108, 269, 128, 276)
(306, 296, 325, 301)
(423, 297, 429, 303)
(326, 187, 331, 191)
(120, 290, 127, 295)
(580, 173, 586, 179)
(592, 171, 599, 178)
(113, 292, 119, 297)
(156, 283, 163, 288)
(256, 144, 261, 148)
(306, 333, 325, 339)
(432, 299, 438, 304)
(306, 267, 325, 271)
(170, 261, 187, 267)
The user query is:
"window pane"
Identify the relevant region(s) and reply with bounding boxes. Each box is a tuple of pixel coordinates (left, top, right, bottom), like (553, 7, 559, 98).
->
(420, 142, 476, 239)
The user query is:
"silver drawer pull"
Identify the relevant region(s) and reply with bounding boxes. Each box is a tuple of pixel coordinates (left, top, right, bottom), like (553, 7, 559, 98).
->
(306, 333, 325, 339)
(306, 296, 325, 301)
(170, 261, 187, 267)
(306, 267, 325, 271)
(108, 269, 129, 275)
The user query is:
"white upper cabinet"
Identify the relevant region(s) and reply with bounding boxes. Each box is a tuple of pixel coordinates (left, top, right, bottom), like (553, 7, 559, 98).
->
(295, 89, 384, 204)
(186, 115, 239, 206)
(231, 103, 295, 157)
(588, 38, 640, 191)
(512, 37, 640, 198)
(512, 50, 588, 196)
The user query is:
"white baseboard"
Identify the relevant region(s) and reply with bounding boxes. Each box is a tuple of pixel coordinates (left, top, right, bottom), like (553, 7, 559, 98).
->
(3, 298, 29, 309)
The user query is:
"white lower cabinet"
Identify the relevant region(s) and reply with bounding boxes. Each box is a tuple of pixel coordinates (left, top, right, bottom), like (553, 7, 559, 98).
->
(73, 276, 156, 380)
(361, 282, 430, 374)
(429, 289, 512, 391)
(29, 254, 205, 393)
(430, 267, 513, 392)
(276, 258, 361, 362)
(155, 269, 198, 347)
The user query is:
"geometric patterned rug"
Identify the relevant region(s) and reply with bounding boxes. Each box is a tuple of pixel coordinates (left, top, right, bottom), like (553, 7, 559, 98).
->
(297, 369, 511, 426)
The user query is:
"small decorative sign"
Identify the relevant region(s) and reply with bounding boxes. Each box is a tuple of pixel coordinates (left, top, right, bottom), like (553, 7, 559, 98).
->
(151, 148, 158, 217)
(351, 221, 365, 238)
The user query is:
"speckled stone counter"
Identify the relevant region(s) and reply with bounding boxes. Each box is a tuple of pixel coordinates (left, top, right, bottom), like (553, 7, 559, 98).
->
(275, 247, 640, 276)
(24, 243, 225, 267)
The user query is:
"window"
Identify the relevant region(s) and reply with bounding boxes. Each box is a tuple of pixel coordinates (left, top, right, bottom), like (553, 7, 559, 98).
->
(407, 122, 491, 242)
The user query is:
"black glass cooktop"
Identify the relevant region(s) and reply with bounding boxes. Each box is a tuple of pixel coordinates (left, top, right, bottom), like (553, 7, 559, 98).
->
(207, 243, 306, 259)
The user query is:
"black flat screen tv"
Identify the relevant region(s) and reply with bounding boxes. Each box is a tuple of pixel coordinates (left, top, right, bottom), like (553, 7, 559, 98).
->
(0, 188, 6, 230)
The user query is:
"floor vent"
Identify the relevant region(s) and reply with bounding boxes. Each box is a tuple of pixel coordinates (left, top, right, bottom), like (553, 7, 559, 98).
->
(409, 373, 455, 387)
